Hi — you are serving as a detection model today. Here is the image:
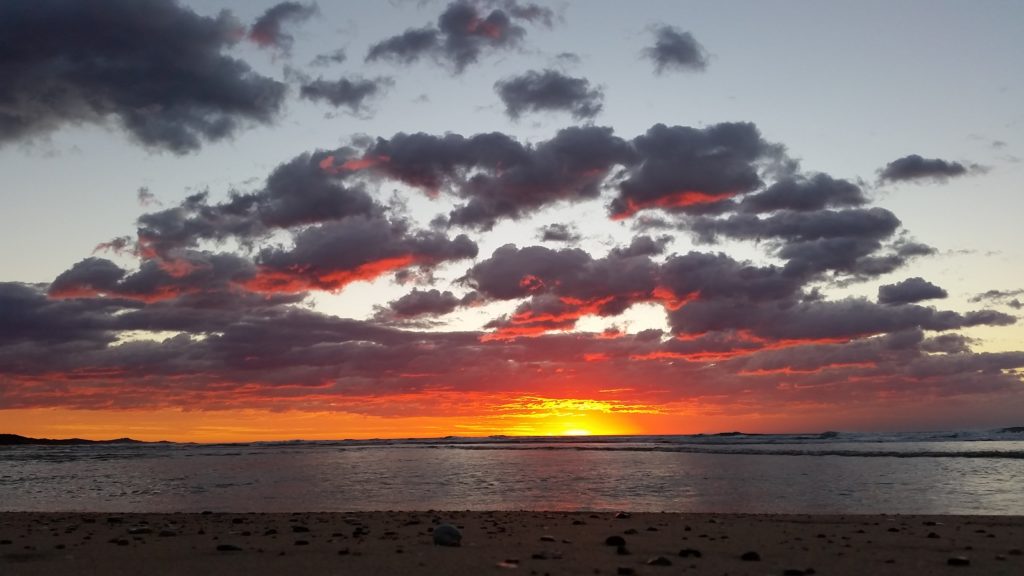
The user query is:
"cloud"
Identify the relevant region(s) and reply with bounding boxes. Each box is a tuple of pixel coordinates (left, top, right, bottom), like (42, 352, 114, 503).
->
(878, 277, 948, 305)
(609, 235, 671, 258)
(249, 1, 318, 53)
(686, 208, 926, 280)
(136, 149, 378, 256)
(383, 288, 462, 318)
(366, 28, 441, 65)
(610, 123, 785, 218)
(970, 288, 1024, 303)
(0, 0, 286, 153)
(491, 0, 555, 27)
(667, 296, 1014, 342)
(311, 48, 347, 66)
(365, 1, 533, 72)
(352, 122, 791, 227)
(300, 76, 394, 113)
(495, 69, 604, 119)
(644, 25, 709, 73)
(137, 187, 160, 207)
(537, 223, 581, 243)
(246, 216, 478, 293)
(360, 125, 634, 228)
(465, 243, 664, 338)
(739, 174, 867, 213)
(878, 154, 980, 183)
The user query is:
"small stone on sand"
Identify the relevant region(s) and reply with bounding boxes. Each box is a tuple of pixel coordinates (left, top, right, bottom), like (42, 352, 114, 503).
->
(432, 524, 462, 547)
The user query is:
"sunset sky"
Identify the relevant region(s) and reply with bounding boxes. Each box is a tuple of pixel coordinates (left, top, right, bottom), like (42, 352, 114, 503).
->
(2, 0, 1023, 442)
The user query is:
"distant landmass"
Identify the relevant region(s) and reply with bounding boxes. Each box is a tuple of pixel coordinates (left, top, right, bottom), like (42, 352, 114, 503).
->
(0, 434, 158, 446)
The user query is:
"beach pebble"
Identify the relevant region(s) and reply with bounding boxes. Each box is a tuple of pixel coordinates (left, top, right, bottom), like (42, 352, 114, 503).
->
(926, 532, 939, 538)
(216, 544, 242, 552)
(127, 526, 151, 535)
(605, 535, 626, 546)
(158, 530, 177, 537)
(291, 525, 309, 533)
(1009, 549, 1022, 556)
(540, 535, 556, 542)
(740, 551, 761, 561)
(614, 512, 632, 519)
(432, 524, 462, 547)
(646, 555, 672, 566)
(947, 556, 970, 566)
(616, 568, 635, 576)
(616, 545, 630, 555)
(678, 548, 702, 558)
(624, 528, 638, 535)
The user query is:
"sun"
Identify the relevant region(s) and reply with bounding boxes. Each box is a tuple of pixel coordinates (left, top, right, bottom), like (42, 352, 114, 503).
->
(562, 428, 592, 436)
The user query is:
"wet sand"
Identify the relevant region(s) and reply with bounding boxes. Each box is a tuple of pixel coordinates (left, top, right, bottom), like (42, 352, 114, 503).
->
(1, 511, 1022, 575)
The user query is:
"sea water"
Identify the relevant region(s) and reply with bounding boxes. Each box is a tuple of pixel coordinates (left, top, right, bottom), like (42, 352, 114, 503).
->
(2, 431, 1023, 514)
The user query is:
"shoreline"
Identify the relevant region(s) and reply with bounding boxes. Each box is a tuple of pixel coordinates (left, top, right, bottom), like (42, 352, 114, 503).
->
(2, 512, 1022, 575)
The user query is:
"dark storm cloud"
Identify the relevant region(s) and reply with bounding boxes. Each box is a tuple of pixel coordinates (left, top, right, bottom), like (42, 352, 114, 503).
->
(611, 123, 784, 218)
(0, 0, 286, 153)
(878, 277, 948, 305)
(878, 154, 977, 183)
(537, 223, 581, 243)
(644, 25, 709, 73)
(250, 215, 478, 293)
(495, 70, 604, 119)
(738, 174, 867, 213)
(299, 77, 393, 112)
(137, 149, 378, 256)
(365, 1, 529, 72)
(385, 288, 461, 318)
(249, 1, 318, 53)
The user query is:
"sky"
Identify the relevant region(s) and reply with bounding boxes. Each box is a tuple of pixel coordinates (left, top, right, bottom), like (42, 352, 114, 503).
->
(2, 0, 1023, 442)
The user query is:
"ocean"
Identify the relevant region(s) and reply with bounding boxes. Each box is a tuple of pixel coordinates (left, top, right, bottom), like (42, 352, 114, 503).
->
(2, 431, 1023, 515)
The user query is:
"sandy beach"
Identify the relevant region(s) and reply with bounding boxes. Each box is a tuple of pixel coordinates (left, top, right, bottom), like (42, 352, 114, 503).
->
(1, 511, 1021, 575)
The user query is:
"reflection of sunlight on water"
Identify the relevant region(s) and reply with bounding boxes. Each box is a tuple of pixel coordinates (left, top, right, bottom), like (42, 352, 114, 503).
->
(3, 443, 1024, 514)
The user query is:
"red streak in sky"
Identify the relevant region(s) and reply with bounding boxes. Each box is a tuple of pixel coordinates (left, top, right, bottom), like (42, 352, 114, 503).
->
(318, 154, 390, 175)
(241, 255, 419, 293)
(612, 190, 737, 220)
(738, 362, 876, 376)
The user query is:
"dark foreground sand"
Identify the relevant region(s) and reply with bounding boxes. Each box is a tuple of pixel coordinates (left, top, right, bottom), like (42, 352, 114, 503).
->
(1, 511, 1022, 575)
